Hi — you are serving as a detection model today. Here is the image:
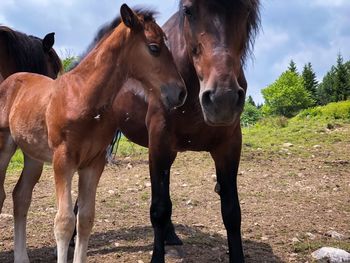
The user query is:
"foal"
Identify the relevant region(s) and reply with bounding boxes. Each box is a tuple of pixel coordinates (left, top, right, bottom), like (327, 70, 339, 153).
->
(0, 4, 186, 263)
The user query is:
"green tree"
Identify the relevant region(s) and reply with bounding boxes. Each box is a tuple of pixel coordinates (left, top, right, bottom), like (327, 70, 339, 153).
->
(317, 67, 337, 105)
(62, 56, 78, 72)
(288, 60, 298, 74)
(302, 62, 318, 104)
(334, 54, 349, 101)
(262, 71, 314, 117)
(241, 98, 262, 126)
(246, 95, 256, 106)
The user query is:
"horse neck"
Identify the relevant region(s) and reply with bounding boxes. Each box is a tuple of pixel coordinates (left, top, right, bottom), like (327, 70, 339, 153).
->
(68, 25, 131, 110)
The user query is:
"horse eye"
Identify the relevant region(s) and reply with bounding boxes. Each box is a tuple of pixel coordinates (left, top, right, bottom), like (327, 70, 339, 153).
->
(183, 6, 193, 18)
(148, 43, 160, 55)
(192, 46, 200, 56)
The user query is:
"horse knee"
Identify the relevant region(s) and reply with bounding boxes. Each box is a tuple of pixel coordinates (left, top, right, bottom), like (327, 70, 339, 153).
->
(150, 201, 171, 226)
(54, 212, 75, 240)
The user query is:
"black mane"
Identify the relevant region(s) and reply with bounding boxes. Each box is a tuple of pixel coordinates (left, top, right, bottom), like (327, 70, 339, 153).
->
(71, 8, 157, 70)
(178, 0, 261, 64)
(0, 25, 62, 75)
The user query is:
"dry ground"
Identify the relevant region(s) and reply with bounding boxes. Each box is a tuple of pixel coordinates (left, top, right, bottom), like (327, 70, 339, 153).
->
(0, 141, 349, 262)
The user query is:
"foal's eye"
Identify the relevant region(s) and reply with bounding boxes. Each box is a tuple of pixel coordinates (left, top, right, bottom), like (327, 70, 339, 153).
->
(148, 43, 160, 55)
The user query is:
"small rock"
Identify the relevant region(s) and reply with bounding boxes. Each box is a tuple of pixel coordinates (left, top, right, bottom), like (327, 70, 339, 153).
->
(261, 236, 269, 241)
(291, 237, 300, 243)
(137, 260, 144, 263)
(326, 230, 346, 240)
(211, 174, 217, 181)
(108, 190, 115, 195)
(126, 163, 133, 169)
(313, 144, 321, 149)
(283, 142, 293, 147)
(311, 247, 350, 263)
(306, 232, 316, 240)
(114, 242, 120, 247)
(144, 182, 151, 187)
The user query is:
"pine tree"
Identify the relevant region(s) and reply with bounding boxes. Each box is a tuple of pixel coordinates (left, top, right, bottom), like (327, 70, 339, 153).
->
(334, 54, 349, 101)
(288, 60, 298, 74)
(302, 62, 318, 104)
(246, 95, 256, 106)
(317, 66, 337, 105)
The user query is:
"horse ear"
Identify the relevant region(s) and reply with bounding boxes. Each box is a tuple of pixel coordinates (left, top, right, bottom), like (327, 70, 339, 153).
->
(120, 4, 139, 29)
(42, 32, 55, 52)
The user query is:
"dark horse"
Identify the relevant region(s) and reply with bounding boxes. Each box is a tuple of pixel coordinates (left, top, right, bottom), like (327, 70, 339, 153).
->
(112, 1, 261, 262)
(71, 0, 259, 261)
(0, 25, 62, 83)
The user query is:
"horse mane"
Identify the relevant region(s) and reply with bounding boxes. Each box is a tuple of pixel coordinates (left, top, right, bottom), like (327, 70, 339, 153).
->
(0, 25, 62, 75)
(70, 8, 157, 70)
(178, 0, 261, 65)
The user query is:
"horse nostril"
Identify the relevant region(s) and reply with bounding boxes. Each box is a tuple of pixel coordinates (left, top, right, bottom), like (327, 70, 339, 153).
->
(237, 88, 245, 108)
(202, 90, 214, 106)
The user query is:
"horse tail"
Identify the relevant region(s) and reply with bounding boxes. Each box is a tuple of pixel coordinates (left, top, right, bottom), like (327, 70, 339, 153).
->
(106, 130, 122, 163)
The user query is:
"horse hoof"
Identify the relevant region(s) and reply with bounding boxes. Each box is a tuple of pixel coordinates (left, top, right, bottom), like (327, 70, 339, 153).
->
(165, 231, 183, 246)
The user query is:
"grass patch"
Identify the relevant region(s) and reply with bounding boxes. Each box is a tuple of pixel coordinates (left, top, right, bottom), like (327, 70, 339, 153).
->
(242, 101, 350, 157)
(7, 150, 24, 173)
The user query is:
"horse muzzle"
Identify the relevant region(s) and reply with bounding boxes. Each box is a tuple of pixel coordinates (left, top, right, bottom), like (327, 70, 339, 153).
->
(160, 82, 187, 110)
(199, 84, 245, 126)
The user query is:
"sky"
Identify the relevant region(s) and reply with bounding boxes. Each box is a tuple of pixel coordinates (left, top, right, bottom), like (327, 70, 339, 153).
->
(1, 0, 350, 103)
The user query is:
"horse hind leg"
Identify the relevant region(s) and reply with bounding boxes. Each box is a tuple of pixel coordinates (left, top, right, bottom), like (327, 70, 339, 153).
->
(12, 154, 44, 263)
(0, 130, 17, 213)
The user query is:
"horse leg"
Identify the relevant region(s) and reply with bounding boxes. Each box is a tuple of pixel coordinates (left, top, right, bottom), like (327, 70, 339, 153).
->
(210, 131, 244, 263)
(53, 147, 76, 263)
(0, 130, 17, 213)
(12, 154, 43, 263)
(147, 119, 177, 263)
(73, 156, 104, 263)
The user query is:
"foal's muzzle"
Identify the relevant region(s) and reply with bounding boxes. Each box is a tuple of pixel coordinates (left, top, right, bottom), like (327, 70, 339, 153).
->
(161, 82, 187, 109)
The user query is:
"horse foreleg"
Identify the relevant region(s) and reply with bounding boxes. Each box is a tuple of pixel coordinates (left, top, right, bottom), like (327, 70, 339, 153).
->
(0, 130, 17, 213)
(73, 156, 104, 263)
(12, 154, 43, 263)
(53, 147, 76, 263)
(210, 131, 244, 263)
(147, 123, 177, 263)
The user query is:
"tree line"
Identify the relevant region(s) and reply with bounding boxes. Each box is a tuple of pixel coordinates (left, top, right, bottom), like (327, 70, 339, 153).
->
(241, 54, 350, 125)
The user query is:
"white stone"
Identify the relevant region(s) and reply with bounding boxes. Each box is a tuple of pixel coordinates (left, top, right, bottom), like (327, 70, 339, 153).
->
(311, 247, 350, 263)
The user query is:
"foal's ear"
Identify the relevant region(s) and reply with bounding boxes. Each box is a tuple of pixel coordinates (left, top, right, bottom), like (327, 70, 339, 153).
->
(120, 4, 140, 29)
(42, 32, 55, 52)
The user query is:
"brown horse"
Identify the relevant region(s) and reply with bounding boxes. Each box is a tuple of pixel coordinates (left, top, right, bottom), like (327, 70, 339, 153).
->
(0, 4, 186, 263)
(110, 1, 261, 262)
(0, 25, 62, 83)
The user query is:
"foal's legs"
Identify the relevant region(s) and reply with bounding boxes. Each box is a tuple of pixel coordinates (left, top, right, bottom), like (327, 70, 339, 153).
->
(53, 147, 76, 263)
(210, 130, 244, 263)
(73, 156, 105, 263)
(12, 154, 43, 263)
(0, 131, 17, 213)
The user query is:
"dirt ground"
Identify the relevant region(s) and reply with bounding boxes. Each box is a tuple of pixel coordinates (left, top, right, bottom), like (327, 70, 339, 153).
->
(0, 140, 349, 262)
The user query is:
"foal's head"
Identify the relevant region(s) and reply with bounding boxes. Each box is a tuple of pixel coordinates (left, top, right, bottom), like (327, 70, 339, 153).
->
(179, 0, 260, 125)
(120, 4, 187, 109)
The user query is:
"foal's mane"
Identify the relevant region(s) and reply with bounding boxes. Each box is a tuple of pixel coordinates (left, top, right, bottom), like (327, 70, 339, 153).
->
(178, 0, 261, 65)
(0, 25, 62, 75)
(71, 8, 157, 69)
